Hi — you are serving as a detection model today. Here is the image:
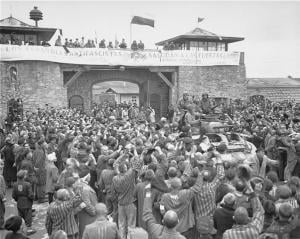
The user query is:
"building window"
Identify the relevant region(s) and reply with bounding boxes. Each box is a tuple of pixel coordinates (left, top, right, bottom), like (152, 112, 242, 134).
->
(189, 41, 209, 51)
(207, 42, 216, 51)
(216, 43, 226, 51)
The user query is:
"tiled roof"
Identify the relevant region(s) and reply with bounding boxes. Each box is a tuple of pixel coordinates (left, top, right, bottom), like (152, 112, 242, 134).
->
(156, 27, 244, 45)
(248, 78, 300, 87)
(0, 16, 34, 28)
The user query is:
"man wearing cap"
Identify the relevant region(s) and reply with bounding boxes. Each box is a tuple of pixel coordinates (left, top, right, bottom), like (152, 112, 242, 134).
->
(178, 93, 191, 112)
(223, 181, 264, 239)
(213, 193, 236, 239)
(200, 93, 212, 114)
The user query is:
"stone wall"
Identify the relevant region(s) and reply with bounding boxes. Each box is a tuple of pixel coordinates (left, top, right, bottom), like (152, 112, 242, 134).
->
(177, 65, 247, 102)
(0, 61, 67, 119)
(0, 60, 247, 121)
(247, 87, 300, 102)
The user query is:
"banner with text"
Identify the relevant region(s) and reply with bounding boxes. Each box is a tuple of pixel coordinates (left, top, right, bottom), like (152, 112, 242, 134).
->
(0, 45, 241, 66)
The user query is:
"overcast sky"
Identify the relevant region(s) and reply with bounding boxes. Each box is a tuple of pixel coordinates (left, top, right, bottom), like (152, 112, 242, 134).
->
(1, 0, 300, 78)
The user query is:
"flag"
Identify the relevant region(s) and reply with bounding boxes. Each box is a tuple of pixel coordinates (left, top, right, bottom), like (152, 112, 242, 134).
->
(198, 17, 204, 23)
(131, 16, 154, 27)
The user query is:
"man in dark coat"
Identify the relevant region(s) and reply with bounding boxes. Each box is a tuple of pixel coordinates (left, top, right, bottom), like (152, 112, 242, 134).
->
(12, 170, 36, 235)
(0, 136, 17, 187)
(213, 193, 236, 239)
(33, 139, 47, 203)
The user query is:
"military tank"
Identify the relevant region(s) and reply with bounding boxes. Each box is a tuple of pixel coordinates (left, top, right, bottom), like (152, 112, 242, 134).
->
(192, 114, 257, 162)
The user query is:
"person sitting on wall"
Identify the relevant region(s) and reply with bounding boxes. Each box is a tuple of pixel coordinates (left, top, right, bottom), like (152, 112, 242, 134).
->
(64, 38, 69, 47)
(80, 37, 85, 48)
(68, 39, 74, 48)
(119, 39, 127, 49)
(74, 38, 80, 48)
(55, 36, 62, 46)
(138, 40, 144, 50)
(131, 40, 138, 51)
(99, 39, 106, 48)
(107, 42, 113, 49)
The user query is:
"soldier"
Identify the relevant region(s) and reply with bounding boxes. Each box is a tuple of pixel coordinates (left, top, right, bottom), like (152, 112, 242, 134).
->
(200, 93, 212, 114)
(178, 93, 191, 112)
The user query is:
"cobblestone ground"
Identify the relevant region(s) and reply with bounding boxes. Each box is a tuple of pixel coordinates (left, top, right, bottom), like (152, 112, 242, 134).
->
(0, 189, 48, 239)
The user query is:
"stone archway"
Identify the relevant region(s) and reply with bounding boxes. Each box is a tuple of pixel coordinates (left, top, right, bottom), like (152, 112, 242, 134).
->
(66, 69, 170, 115)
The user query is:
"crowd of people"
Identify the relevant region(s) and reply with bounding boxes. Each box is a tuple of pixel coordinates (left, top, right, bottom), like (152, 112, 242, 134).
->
(0, 34, 146, 50)
(1, 93, 300, 239)
(55, 36, 145, 51)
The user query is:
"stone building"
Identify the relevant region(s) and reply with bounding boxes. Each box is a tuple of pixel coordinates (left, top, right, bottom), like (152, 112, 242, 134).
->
(0, 13, 246, 120)
(247, 77, 300, 102)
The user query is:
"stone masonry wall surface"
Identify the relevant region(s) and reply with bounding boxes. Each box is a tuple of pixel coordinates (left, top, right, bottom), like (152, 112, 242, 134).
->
(0, 61, 67, 119)
(177, 65, 247, 102)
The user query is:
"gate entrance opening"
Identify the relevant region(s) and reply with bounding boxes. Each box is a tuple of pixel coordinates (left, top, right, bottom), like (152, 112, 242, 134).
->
(92, 81, 140, 106)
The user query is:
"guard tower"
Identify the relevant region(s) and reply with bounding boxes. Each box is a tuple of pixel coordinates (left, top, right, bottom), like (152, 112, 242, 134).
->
(156, 27, 244, 51)
(0, 7, 57, 45)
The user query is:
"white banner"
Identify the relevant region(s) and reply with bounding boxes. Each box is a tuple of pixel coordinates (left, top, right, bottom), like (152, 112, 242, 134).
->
(0, 45, 241, 66)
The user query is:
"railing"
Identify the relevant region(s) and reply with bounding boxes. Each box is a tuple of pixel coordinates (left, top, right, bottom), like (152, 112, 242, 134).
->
(0, 44, 242, 67)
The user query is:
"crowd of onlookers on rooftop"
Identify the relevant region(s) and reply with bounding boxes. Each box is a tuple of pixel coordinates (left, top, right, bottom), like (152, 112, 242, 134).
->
(0, 33, 180, 51)
(54, 36, 145, 51)
(0, 34, 147, 51)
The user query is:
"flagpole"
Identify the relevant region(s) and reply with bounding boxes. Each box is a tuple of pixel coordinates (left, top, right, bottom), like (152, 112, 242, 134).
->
(130, 23, 132, 45)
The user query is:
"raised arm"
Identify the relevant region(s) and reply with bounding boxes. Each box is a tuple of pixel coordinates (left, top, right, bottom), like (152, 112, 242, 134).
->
(210, 154, 225, 189)
(142, 185, 163, 239)
(246, 182, 265, 234)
